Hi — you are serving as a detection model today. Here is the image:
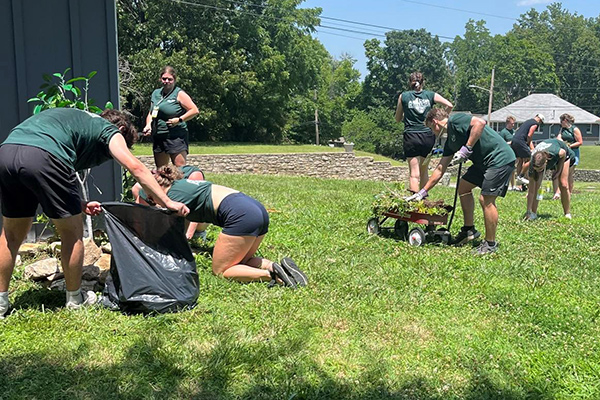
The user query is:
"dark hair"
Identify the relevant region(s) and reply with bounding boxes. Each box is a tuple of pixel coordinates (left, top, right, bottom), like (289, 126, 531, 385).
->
(560, 113, 575, 124)
(532, 151, 547, 169)
(160, 66, 177, 82)
(100, 109, 137, 148)
(425, 108, 448, 125)
(409, 72, 424, 90)
(154, 165, 183, 188)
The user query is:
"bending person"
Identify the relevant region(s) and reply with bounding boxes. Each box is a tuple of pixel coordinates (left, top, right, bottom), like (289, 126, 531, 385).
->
(0, 109, 189, 318)
(552, 113, 582, 199)
(511, 114, 545, 186)
(406, 109, 515, 255)
(142, 66, 199, 168)
(134, 164, 208, 240)
(525, 139, 575, 221)
(147, 166, 308, 288)
(395, 71, 453, 193)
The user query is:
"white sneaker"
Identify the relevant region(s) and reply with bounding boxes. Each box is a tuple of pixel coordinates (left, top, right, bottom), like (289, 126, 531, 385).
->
(516, 175, 530, 185)
(0, 302, 9, 319)
(564, 213, 572, 219)
(66, 290, 98, 310)
(524, 211, 537, 221)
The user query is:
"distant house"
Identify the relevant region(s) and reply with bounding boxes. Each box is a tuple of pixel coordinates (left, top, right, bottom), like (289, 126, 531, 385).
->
(488, 94, 600, 144)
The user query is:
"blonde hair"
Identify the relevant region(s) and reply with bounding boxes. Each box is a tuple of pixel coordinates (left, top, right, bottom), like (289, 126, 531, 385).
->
(560, 113, 575, 124)
(506, 116, 516, 123)
(425, 108, 448, 125)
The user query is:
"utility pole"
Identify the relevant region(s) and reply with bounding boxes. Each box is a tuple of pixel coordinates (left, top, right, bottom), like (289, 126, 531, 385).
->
(314, 89, 319, 145)
(487, 67, 495, 128)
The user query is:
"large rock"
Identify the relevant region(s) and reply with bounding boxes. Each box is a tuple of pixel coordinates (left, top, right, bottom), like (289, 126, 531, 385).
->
(49, 278, 99, 292)
(82, 265, 100, 281)
(23, 258, 61, 281)
(101, 243, 112, 254)
(83, 238, 102, 266)
(95, 254, 111, 284)
(18, 243, 46, 257)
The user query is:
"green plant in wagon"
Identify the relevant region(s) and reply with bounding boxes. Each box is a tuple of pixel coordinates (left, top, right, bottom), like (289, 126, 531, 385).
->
(372, 187, 450, 218)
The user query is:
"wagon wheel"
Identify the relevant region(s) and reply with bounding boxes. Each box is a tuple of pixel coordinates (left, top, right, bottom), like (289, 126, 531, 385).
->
(394, 220, 409, 241)
(408, 227, 426, 246)
(367, 218, 381, 235)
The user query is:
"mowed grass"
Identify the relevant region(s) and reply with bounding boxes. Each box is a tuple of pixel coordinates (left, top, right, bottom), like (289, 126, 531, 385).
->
(131, 142, 404, 166)
(2, 174, 600, 399)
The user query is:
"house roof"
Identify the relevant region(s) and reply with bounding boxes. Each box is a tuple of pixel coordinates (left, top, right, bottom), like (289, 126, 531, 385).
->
(488, 93, 600, 124)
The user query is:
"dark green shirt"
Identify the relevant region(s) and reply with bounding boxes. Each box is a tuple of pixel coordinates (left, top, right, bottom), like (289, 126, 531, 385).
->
(150, 87, 188, 136)
(2, 108, 118, 171)
(139, 165, 203, 202)
(532, 139, 574, 170)
(558, 126, 575, 144)
(400, 90, 436, 132)
(442, 113, 516, 169)
(498, 127, 514, 143)
(166, 179, 217, 225)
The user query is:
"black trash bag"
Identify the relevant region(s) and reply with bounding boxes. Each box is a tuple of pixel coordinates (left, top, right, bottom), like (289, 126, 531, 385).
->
(100, 202, 199, 314)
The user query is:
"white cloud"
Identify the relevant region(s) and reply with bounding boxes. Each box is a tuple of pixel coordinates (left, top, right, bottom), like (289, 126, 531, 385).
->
(516, 0, 551, 5)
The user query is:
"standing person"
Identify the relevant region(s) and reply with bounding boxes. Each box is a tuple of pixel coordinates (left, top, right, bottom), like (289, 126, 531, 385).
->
(511, 114, 545, 186)
(142, 66, 199, 169)
(498, 116, 517, 190)
(406, 109, 515, 255)
(395, 72, 453, 193)
(147, 166, 308, 288)
(0, 108, 189, 318)
(552, 113, 583, 199)
(525, 139, 575, 220)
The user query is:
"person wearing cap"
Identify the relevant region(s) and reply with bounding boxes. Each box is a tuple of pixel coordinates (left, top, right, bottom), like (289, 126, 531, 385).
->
(525, 138, 575, 221)
(406, 108, 515, 255)
(511, 113, 545, 186)
(395, 71, 453, 193)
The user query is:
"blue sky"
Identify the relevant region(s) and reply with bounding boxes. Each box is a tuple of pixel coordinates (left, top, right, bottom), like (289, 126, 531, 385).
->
(300, 0, 600, 78)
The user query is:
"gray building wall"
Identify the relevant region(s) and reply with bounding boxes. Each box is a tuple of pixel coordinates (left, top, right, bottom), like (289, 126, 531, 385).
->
(0, 0, 122, 203)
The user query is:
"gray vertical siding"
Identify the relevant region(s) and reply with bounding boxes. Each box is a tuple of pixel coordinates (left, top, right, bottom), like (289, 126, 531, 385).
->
(0, 0, 122, 204)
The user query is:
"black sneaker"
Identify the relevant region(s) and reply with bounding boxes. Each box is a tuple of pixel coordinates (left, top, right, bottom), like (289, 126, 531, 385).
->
(280, 257, 308, 287)
(452, 227, 481, 246)
(269, 263, 296, 288)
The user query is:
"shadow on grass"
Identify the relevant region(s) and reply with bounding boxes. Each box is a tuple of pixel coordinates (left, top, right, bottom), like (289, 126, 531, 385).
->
(0, 329, 551, 400)
(11, 287, 65, 312)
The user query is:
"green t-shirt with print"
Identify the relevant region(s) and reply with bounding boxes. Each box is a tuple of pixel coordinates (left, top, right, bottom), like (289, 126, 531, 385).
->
(442, 113, 516, 169)
(532, 139, 574, 170)
(150, 87, 188, 136)
(559, 126, 575, 144)
(2, 108, 118, 171)
(498, 127, 514, 143)
(401, 90, 436, 132)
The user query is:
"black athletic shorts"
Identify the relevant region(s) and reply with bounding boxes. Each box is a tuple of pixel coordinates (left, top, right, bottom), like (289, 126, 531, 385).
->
(461, 161, 515, 197)
(403, 129, 435, 158)
(153, 132, 188, 155)
(511, 139, 531, 159)
(0, 144, 81, 218)
(216, 192, 269, 237)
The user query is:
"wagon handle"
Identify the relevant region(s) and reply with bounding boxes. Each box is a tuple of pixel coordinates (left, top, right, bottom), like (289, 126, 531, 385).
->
(447, 162, 461, 232)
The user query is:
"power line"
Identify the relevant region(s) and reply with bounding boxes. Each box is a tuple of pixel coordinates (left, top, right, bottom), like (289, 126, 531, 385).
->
(398, 0, 516, 21)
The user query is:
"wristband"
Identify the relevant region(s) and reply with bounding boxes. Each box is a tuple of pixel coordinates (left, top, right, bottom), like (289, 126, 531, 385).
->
(178, 117, 183, 123)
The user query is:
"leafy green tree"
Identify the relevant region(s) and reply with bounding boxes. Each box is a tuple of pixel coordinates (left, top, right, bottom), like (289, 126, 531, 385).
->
(361, 29, 451, 110)
(342, 107, 403, 159)
(117, 0, 325, 142)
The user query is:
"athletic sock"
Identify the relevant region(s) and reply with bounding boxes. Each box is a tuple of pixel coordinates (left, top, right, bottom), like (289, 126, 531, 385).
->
(0, 292, 9, 316)
(66, 288, 83, 305)
(462, 225, 475, 231)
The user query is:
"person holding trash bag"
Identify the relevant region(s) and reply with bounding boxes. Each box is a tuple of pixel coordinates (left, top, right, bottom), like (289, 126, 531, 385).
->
(0, 108, 189, 319)
(525, 139, 575, 221)
(405, 108, 515, 255)
(145, 165, 308, 288)
(395, 71, 453, 193)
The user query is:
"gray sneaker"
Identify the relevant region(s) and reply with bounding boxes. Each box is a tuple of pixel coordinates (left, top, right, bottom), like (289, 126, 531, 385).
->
(516, 175, 530, 185)
(452, 227, 481, 246)
(66, 290, 98, 310)
(280, 257, 308, 287)
(475, 241, 498, 255)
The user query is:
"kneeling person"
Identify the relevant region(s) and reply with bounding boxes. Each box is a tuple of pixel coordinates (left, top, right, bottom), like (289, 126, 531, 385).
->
(147, 166, 308, 288)
(407, 109, 515, 255)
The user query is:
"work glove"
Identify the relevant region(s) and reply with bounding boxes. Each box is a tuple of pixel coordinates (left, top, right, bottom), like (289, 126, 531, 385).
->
(451, 145, 473, 165)
(405, 188, 428, 202)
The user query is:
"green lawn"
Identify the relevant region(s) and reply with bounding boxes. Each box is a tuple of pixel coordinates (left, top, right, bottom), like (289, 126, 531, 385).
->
(2, 174, 600, 399)
(577, 146, 600, 170)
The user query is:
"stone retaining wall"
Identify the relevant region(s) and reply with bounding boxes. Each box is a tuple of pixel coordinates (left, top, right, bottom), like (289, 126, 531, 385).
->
(138, 153, 600, 183)
(139, 152, 408, 182)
